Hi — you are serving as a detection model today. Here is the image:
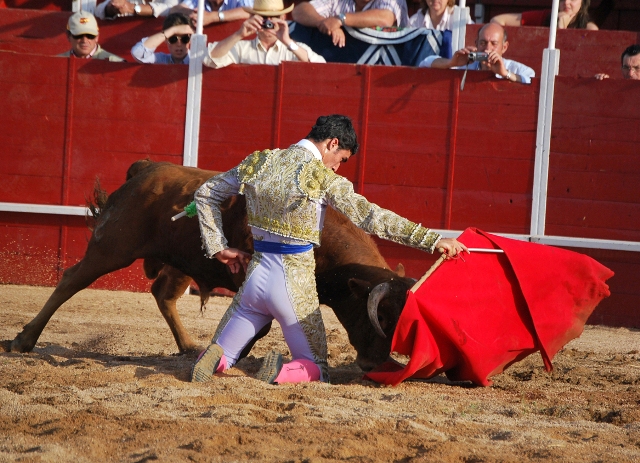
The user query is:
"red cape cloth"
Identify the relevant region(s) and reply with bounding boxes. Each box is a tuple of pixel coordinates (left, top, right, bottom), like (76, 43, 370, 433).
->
(365, 228, 614, 386)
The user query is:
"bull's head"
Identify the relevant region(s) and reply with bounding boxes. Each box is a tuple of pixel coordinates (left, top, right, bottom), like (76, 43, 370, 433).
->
(345, 276, 414, 371)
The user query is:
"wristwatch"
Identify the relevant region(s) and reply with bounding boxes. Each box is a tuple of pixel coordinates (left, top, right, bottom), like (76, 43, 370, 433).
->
(133, 4, 142, 15)
(338, 13, 346, 26)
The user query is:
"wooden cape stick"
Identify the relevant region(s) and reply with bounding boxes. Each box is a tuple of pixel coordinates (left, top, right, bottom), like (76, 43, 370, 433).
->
(410, 248, 505, 293)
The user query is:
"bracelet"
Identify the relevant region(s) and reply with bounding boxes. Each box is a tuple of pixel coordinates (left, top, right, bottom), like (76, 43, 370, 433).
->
(338, 13, 346, 26)
(218, 10, 225, 22)
(288, 41, 299, 51)
(505, 71, 512, 81)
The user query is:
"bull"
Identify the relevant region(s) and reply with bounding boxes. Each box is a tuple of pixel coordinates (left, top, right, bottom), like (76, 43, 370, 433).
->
(10, 160, 417, 371)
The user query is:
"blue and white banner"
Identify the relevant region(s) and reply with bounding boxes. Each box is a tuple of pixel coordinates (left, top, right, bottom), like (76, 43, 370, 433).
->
(289, 24, 451, 67)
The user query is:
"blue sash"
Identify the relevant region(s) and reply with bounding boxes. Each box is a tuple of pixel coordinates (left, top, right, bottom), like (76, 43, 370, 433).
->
(253, 240, 313, 254)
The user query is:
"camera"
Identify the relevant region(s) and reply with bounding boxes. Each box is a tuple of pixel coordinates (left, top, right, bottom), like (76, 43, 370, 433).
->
(262, 18, 274, 29)
(468, 52, 489, 62)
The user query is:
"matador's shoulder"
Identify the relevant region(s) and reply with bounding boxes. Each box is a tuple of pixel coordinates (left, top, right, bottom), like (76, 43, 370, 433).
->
(296, 158, 340, 201)
(237, 149, 274, 184)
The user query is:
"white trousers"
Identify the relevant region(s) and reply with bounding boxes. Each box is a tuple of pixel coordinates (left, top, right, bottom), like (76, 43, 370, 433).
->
(212, 234, 329, 382)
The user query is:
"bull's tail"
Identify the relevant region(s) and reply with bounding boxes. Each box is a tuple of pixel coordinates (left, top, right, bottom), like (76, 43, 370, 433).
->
(86, 158, 156, 229)
(85, 178, 109, 230)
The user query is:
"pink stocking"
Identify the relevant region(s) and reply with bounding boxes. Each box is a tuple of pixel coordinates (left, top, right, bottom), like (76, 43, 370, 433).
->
(215, 354, 228, 373)
(274, 359, 321, 383)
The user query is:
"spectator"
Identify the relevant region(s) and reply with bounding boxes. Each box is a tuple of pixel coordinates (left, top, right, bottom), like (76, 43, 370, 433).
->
(418, 23, 535, 84)
(131, 13, 195, 64)
(203, 0, 326, 69)
(621, 44, 640, 80)
(491, 0, 598, 31)
(95, 0, 179, 20)
(169, 0, 252, 28)
(58, 12, 125, 61)
(595, 44, 640, 80)
(408, 0, 473, 30)
(291, 0, 409, 48)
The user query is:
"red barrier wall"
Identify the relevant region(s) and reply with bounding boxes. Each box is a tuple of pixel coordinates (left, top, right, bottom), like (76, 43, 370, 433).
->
(0, 11, 639, 328)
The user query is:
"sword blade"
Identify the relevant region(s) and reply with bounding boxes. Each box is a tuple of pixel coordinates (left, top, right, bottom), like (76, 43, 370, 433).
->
(466, 248, 504, 253)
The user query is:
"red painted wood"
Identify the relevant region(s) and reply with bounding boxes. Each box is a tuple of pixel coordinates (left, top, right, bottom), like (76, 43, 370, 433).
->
(0, 0, 70, 11)
(1, 25, 639, 327)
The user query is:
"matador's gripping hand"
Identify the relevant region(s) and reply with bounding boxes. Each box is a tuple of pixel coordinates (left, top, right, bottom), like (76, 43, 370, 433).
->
(215, 248, 251, 274)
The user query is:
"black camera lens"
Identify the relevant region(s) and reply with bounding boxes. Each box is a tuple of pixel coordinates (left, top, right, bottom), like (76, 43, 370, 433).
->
(262, 18, 274, 29)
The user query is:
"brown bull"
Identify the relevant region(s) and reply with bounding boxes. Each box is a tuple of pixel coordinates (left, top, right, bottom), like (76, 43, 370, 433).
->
(11, 160, 416, 371)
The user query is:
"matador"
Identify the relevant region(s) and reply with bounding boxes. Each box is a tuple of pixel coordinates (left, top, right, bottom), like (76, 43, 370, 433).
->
(191, 115, 467, 384)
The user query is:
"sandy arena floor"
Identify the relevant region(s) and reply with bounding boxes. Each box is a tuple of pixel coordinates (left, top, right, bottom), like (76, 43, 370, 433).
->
(1, 284, 639, 462)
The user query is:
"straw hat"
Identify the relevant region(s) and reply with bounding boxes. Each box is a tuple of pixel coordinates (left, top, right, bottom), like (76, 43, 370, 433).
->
(243, 0, 294, 17)
(67, 11, 99, 36)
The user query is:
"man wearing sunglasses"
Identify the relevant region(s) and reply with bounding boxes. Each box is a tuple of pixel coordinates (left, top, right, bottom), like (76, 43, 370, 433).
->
(59, 12, 124, 61)
(131, 12, 195, 64)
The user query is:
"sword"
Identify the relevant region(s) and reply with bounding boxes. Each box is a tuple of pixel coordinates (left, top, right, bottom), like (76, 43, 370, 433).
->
(466, 248, 504, 253)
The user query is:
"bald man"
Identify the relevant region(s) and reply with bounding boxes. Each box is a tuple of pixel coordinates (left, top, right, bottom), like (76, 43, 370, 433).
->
(419, 23, 535, 84)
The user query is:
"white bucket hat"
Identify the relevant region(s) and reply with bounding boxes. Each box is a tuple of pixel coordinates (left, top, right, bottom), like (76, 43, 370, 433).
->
(243, 0, 294, 17)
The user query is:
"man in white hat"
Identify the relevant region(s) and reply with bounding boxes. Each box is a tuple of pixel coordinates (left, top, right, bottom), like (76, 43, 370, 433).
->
(203, 0, 326, 68)
(291, 0, 409, 48)
(59, 12, 125, 61)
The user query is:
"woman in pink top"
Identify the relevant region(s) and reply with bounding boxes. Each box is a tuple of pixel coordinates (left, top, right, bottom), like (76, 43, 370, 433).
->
(491, 0, 597, 31)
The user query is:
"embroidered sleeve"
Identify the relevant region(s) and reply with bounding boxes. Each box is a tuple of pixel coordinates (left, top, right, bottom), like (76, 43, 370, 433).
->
(195, 168, 240, 258)
(325, 174, 441, 253)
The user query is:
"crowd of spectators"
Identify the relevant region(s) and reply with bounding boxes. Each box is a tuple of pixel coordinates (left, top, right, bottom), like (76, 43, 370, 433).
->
(56, 0, 638, 83)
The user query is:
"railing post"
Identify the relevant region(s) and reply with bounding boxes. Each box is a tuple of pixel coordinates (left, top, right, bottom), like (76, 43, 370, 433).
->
(530, 0, 561, 237)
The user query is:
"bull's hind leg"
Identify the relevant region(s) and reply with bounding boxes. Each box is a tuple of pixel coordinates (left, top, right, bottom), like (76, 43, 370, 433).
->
(150, 265, 201, 354)
(10, 251, 135, 353)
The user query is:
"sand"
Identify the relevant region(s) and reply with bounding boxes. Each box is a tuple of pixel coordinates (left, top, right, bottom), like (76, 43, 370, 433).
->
(1, 284, 639, 462)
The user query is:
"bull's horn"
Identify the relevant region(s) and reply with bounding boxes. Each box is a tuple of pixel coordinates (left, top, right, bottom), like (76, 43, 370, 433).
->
(367, 282, 391, 339)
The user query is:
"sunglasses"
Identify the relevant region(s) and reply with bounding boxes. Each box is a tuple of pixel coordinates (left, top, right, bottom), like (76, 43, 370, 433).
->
(167, 35, 191, 45)
(72, 34, 96, 40)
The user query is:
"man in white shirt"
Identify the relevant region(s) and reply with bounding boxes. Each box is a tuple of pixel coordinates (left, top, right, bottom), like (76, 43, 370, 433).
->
(419, 23, 535, 84)
(291, 0, 409, 48)
(204, 0, 326, 68)
(131, 13, 195, 64)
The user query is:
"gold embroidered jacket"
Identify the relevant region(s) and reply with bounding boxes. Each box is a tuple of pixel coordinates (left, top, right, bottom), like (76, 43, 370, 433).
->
(195, 144, 441, 257)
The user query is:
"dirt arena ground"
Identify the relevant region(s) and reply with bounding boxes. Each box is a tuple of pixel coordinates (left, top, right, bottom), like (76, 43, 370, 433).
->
(1, 284, 639, 462)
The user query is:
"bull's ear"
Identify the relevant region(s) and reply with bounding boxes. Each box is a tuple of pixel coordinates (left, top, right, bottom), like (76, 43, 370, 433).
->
(347, 278, 372, 299)
(395, 263, 405, 277)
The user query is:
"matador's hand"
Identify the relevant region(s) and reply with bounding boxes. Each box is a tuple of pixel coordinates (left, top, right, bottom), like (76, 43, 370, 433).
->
(436, 238, 469, 258)
(215, 248, 251, 274)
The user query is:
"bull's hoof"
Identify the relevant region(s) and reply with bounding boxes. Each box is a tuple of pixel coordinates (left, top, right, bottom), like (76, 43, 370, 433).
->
(10, 335, 34, 353)
(0, 340, 12, 352)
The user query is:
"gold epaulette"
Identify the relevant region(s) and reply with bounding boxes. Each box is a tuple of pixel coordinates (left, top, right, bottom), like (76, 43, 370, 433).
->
(296, 158, 336, 201)
(237, 149, 274, 187)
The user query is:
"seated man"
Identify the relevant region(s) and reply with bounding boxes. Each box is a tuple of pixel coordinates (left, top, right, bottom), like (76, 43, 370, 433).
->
(95, 0, 179, 19)
(595, 44, 640, 80)
(131, 13, 195, 64)
(291, 0, 409, 48)
(418, 23, 534, 84)
(169, 0, 252, 28)
(58, 11, 125, 62)
(203, 0, 326, 69)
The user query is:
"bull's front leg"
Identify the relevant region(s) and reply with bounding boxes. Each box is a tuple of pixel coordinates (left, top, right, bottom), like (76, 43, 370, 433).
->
(150, 265, 202, 354)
